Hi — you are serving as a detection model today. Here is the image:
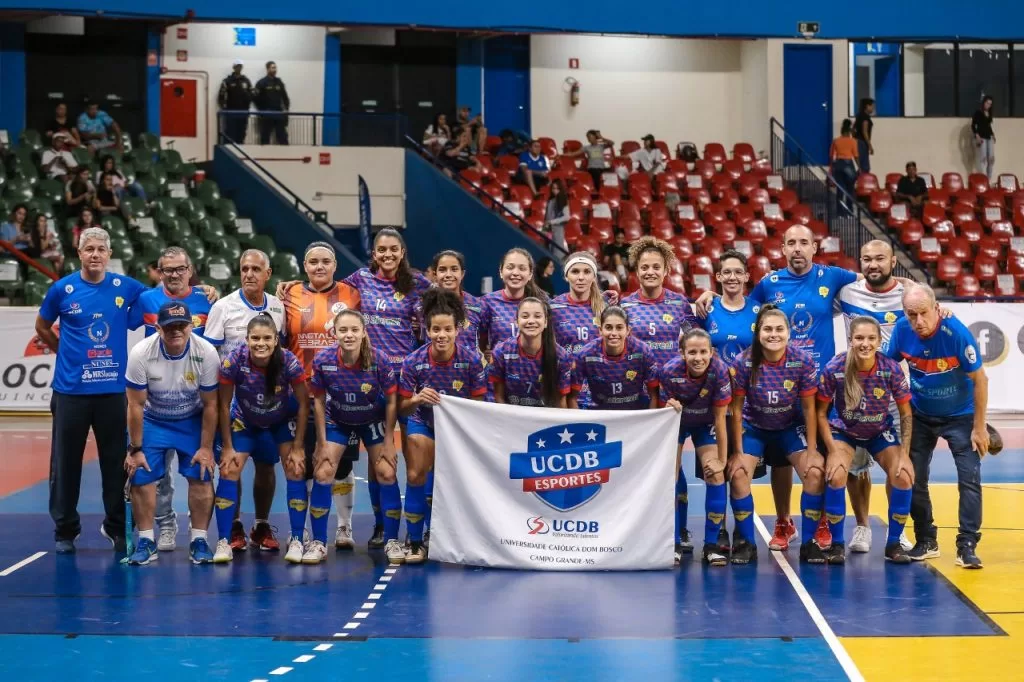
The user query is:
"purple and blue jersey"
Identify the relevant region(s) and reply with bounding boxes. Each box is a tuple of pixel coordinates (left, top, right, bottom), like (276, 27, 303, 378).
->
(620, 289, 698, 367)
(479, 290, 523, 352)
(749, 265, 858, 371)
(550, 294, 600, 356)
(658, 355, 732, 427)
(489, 337, 573, 407)
(343, 267, 431, 369)
(731, 346, 818, 431)
(572, 337, 659, 410)
(310, 346, 397, 426)
(703, 298, 759, 365)
(818, 352, 911, 440)
(415, 290, 483, 348)
(219, 346, 304, 428)
(399, 343, 487, 429)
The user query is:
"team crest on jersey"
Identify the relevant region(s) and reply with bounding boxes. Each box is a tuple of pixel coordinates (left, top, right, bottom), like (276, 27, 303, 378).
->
(231, 418, 245, 432)
(662, 314, 673, 324)
(65, 284, 74, 293)
(509, 423, 623, 512)
(699, 388, 708, 398)
(783, 379, 795, 391)
(331, 302, 349, 315)
(452, 379, 464, 391)
(818, 286, 829, 297)
(873, 387, 886, 399)
(115, 296, 124, 308)
(625, 370, 637, 381)
(936, 359, 948, 371)
(222, 358, 232, 369)
(729, 366, 737, 376)
(884, 312, 897, 323)
(393, 292, 405, 302)
(360, 382, 373, 394)
(183, 371, 197, 386)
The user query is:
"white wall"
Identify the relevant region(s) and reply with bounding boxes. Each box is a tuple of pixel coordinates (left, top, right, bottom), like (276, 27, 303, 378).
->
(870, 118, 1024, 180)
(161, 23, 327, 161)
(740, 40, 770, 156)
(530, 35, 746, 151)
(233, 145, 405, 227)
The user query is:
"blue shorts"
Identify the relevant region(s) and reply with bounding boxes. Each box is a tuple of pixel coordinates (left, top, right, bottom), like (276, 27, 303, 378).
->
(741, 421, 808, 467)
(326, 419, 387, 447)
(679, 423, 717, 448)
(225, 418, 295, 465)
(134, 415, 211, 485)
(834, 427, 901, 458)
(407, 419, 435, 440)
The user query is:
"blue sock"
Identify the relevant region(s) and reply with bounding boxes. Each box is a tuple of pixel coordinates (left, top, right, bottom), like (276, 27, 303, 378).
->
(825, 486, 846, 545)
(730, 494, 755, 543)
(675, 471, 688, 543)
(405, 483, 427, 542)
(286, 479, 308, 540)
(213, 478, 238, 541)
(368, 480, 383, 527)
(309, 482, 333, 544)
(424, 468, 435, 530)
(801, 491, 825, 543)
(704, 483, 727, 545)
(887, 487, 913, 545)
(381, 482, 402, 541)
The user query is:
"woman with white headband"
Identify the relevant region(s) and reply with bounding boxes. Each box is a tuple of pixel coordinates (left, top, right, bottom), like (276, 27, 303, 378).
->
(550, 252, 607, 408)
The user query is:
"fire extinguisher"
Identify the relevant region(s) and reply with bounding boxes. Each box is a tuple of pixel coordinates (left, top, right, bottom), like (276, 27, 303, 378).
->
(567, 77, 580, 107)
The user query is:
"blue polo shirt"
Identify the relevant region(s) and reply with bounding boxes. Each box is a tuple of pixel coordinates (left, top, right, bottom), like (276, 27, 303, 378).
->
(703, 297, 760, 365)
(750, 264, 858, 371)
(884, 316, 983, 417)
(518, 152, 549, 173)
(128, 285, 211, 338)
(39, 271, 147, 395)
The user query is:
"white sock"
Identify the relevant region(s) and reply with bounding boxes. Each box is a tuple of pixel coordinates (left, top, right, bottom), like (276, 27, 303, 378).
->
(139, 529, 155, 541)
(190, 528, 208, 542)
(306, 479, 314, 494)
(333, 473, 355, 529)
(254, 518, 268, 527)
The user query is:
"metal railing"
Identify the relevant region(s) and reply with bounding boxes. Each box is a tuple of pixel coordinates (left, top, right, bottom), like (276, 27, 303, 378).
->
(403, 135, 571, 260)
(768, 117, 924, 281)
(218, 111, 410, 147)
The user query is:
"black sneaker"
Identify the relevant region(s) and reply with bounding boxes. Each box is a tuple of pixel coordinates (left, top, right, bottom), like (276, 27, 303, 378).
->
(730, 539, 757, 565)
(702, 543, 728, 567)
(800, 541, 826, 564)
(955, 543, 983, 569)
(679, 529, 694, 554)
(825, 542, 846, 565)
(908, 538, 940, 561)
(884, 542, 912, 564)
(367, 524, 385, 549)
(717, 527, 731, 553)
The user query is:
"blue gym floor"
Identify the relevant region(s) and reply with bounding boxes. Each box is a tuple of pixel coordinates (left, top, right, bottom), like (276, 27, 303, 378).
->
(1, 419, 1021, 682)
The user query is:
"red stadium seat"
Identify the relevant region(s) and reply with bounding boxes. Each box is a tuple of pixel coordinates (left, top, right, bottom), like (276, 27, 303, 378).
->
(732, 203, 756, 227)
(806, 219, 828, 240)
(722, 159, 745, 181)
(619, 221, 643, 242)
(654, 173, 679, 199)
(681, 219, 707, 244)
(888, 203, 910, 229)
(855, 173, 879, 199)
(990, 220, 1015, 244)
(960, 220, 983, 243)
(620, 140, 641, 156)
(916, 237, 942, 264)
(762, 237, 785, 268)
(930, 219, 955, 244)
(747, 187, 771, 211)
(665, 272, 687, 294)
(935, 255, 961, 283)
(507, 185, 534, 211)
(703, 143, 727, 166)
(788, 204, 813, 225)
(648, 200, 670, 223)
(460, 168, 483, 187)
(689, 254, 715, 276)
(701, 237, 724, 260)
(710, 173, 734, 198)
(611, 218, 637, 240)
(703, 203, 728, 226)
(927, 187, 951, 208)
(573, 171, 596, 194)
(711, 219, 737, 245)
(490, 167, 512, 190)
(690, 273, 714, 297)
(870, 191, 893, 215)
(733, 143, 756, 164)
(884, 173, 902, 194)
(941, 172, 964, 192)
(666, 159, 690, 182)
(575, 235, 603, 260)
(747, 254, 771, 284)
(743, 219, 768, 245)
(922, 203, 947, 228)
(765, 174, 785, 196)
(898, 218, 925, 246)
(564, 219, 583, 244)
(598, 185, 622, 210)
(650, 218, 675, 241)
(981, 189, 1007, 209)
(480, 183, 505, 208)
(1007, 253, 1024, 280)
(997, 173, 1021, 193)
(562, 139, 583, 154)
(977, 235, 1002, 260)
(954, 189, 978, 207)
(967, 173, 990, 194)
(981, 204, 1006, 228)
(955, 272, 980, 297)
(693, 160, 717, 182)
(974, 254, 999, 283)
(946, 237, 972, 262)
(776, 189, 799, 213)
(670, 236, 695, 262)
(736, 174, 762, 199)
(655, 140, 671, 159)
(497, 155, 520, 173)
(995, 274, 1018, 297)
(538, 137, 558, 159)
(950, 202, 976, 227)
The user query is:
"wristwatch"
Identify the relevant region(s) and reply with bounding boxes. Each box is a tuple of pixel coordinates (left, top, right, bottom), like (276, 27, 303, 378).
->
(129, 445, 142, 455)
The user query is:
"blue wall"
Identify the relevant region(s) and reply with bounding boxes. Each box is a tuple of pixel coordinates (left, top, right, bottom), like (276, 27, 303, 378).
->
(0, 23, 26, 139)
(404, 150, 566, 296)
(456, 38, 483, 116)
(146, 28, 161, 136)
(323, 32, 341, 145)
(4, 1, 1024, 39)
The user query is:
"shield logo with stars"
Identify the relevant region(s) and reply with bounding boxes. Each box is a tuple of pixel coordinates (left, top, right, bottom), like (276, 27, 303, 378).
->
(508, 423, 623, 512)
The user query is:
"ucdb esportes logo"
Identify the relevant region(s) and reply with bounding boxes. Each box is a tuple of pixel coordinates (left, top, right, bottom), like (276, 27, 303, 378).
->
(508, 422, 623, 512)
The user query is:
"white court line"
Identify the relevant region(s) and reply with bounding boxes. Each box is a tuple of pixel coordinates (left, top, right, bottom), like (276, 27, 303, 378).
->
(269, 668, 292, 676)
(313, 644, 333, 652)
(753, 515, 865, 682)
(0, 551, 46, 577)
(292, 655, 314, 663)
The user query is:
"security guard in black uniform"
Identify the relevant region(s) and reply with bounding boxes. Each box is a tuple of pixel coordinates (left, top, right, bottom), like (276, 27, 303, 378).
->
(218, 60, 253, 144)
(253, 61, 291, 145)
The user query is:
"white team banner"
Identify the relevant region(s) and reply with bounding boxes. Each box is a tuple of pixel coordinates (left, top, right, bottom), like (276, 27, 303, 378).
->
(431, 396, 678, 571)
(833, 301, 1024, 413)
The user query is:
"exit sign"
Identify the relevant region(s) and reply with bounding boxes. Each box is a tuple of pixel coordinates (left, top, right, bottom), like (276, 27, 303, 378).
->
(797, 21, 820, 35)
(569, 58, 579, 69)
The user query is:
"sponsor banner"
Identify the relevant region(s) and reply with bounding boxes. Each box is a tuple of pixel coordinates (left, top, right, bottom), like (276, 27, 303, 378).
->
(431, 396, 677, 571)
(0, 308, 143, 413)
(833, 301, 1023, 413)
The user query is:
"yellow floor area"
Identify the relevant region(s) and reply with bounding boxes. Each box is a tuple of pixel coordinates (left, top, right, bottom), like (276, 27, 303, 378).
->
(751, 483, 1024, 681)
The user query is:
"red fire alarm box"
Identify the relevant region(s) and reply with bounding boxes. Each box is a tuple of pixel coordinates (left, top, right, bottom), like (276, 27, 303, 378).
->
(177, 27, 188, 39)
(319, 153, 331, 165)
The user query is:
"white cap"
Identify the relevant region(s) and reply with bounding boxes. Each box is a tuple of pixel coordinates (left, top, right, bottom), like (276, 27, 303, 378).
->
(232, 59, 244, 67)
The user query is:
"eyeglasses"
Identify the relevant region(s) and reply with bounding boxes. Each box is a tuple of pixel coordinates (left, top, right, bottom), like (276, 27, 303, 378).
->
(160, 266, 190, 276)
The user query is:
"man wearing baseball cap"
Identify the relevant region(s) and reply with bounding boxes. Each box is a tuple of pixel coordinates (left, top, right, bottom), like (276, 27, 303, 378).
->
(631, 134, 666, 179)
(219, 59, 253, 143)
(123, 301, 221, 565)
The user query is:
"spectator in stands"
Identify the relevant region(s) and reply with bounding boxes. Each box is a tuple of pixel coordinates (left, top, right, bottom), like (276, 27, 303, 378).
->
(894, 162, 928, 217)
(423, 113, 451, 155)
(829, 119, 859, 212)
(1, 204, 28, 244)
(219, 59, 253, 144)
(77, 101, 122, 153)
(544, 179, 571, 255)
(631, 134, 666, 179)
(972, 95, 996, 181)
(146, 260, 162, 286)
(73, 207, 102, 249)
(496, 129, 528, 157)
(455, 105, 487, 153)
(535, 257, 556, 296)
(853, 98, 875, 173)
(99, 155, 146, 202)
(569, 129, 615, 189)
(40, 132, 78, 182)
(442, 126, 483, 173)
(253, 61, 290, 145)
(603, 229, 630, 285)
(93, 173, 120, 216)
(519, 140, 551, 198)
(65, 167, 95, 214)
(26, 214, 64, 271)
(44, 102, 80, 147)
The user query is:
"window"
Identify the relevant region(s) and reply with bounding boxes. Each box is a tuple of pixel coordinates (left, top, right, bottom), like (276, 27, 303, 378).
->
(957, 44, 1009, 117)
(849, 42, 902, 117)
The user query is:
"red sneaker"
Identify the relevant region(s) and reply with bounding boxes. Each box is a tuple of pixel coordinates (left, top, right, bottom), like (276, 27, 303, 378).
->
(814, 516, 832, 550)
(250, 522, 280, 552)
(768, 517, 797, 551)
(229, 520, 248, 552)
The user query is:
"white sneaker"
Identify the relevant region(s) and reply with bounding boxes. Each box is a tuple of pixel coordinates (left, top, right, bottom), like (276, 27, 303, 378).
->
(284, 537, 305, 563)
(334, 525, 355, 550)
(158, 526, 177, 552)
(385, 539, 406, 564)
(849, 525, 872, 553)
(899, 531, 913, 551)
(302, 540, 328, 565)
(213, 538, 233, 564)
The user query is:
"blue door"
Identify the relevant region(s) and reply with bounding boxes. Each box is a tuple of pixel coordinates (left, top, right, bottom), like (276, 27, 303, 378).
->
(783, 44, 833, 165)
(483, 35, 530, 137)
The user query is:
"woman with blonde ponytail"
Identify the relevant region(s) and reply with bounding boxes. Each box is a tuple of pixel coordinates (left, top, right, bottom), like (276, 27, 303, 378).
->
(550, 252, 607, 408)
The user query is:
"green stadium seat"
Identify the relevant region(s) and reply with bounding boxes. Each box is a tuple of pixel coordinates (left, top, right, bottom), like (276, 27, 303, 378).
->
(151, 196, 177, 219)
(0, 256, 24, 294)
(194, 180, 221, 209)
(162, 216, 193, 244)
(177, 198, 207, 225)
(248, 234, 277, 260)
(8, 147, 37, 173)
(27, 264, 52, 285)
(180, 163, 197, 181)
(3, 178, 34, 202)
(195, 216, 226, 242)
(121, 196, 147, 220)
(225, 275, 241, 293)
(62, 257, 81, 275)
(129, 150, 154, 175)
(137, 132, 160, 151)
(120, 161, 137, 184)
(27, 197, 54, 219)
(147, 165, 169, 189)
(71, 146, 93, 167)
(214, 198, 238, 226)
(14, 164, 39, 186)
(137, 175, 160, 198)
(23, 279, 48, 306)
(101, 215, 127, 238)
(111, 237, 135, 261)
(271, 252, 300, 280)
(19, 129, 43, 152)
(181, 234, 206, 260)
(202, 254, 233, 286)
(129, 259, 151, 282)
(210, 235, 241, 261)
(135, 236, 167, 263)
(159, 149, 184, 177)
(35, 178, 64, 204)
